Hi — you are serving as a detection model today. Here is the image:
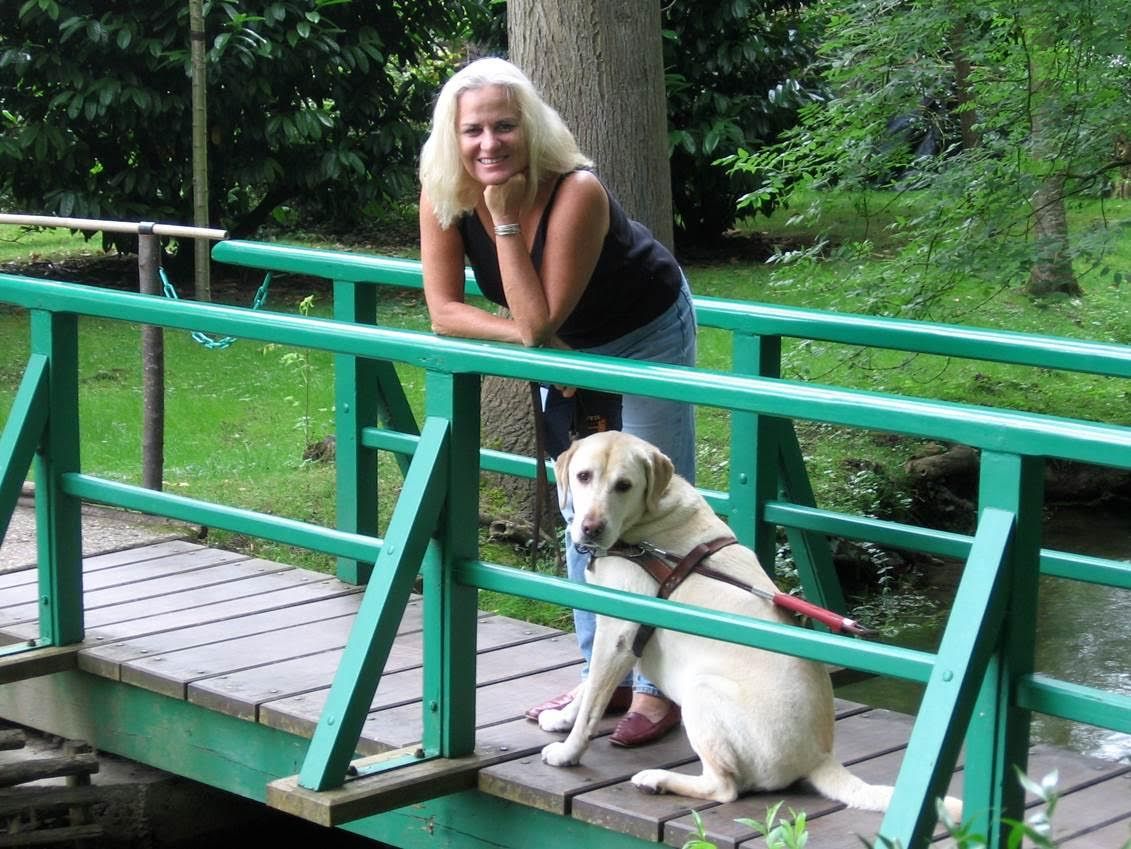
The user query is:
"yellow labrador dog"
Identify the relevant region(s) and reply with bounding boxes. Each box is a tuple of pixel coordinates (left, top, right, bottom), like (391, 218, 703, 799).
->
(539, 431, 961, 818)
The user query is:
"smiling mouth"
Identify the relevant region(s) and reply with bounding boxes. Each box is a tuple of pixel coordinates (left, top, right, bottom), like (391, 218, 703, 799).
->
(479, 156, 506, 165)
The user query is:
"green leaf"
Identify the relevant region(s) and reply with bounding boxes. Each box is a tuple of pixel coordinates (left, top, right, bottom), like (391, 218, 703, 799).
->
(704, 127, 722, 155)
(58, 15, 85, 43)
(85, 19, 105, 43)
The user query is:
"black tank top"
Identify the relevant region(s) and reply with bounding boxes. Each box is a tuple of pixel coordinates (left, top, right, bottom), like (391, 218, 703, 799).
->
(458, 171, 681, 348)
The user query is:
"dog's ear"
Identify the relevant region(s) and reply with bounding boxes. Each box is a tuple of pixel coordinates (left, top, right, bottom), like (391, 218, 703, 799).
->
(643, 444, 674, 514)
(553, 440, 580, 511)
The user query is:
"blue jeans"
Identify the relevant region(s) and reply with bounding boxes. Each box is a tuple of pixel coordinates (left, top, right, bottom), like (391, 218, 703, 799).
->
(561, 277, 697, 696)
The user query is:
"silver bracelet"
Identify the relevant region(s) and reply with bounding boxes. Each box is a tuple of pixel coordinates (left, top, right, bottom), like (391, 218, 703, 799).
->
(494, 222, 521, 237)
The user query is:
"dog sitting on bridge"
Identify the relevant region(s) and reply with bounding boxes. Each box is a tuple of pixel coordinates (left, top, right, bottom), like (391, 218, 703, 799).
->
(538, 431, 961, 819)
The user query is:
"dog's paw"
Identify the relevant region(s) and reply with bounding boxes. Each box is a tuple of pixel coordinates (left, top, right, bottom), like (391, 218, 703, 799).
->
(631, 769, 667, 795)
(537, 708, 573, 733)
(541, 741, 580, 767)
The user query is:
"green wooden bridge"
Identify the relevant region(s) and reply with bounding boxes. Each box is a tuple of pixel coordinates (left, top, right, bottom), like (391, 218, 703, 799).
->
(1, 241, 1130, 849)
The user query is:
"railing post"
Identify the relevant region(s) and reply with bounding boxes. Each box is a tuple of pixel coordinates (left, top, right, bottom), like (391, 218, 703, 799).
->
(333, 279, 380, 584)
(332, 279, 422, 584)
(29, 310, 84, 645)
(296, 415, 451, 790)
(963, 450, 1043, 845)
(731, 333, 780, 565)
(420, 370, 480, 757)
(138, 233, 165, 491)
(878, 506, 1014, 846)
(732, 331, 845, 611)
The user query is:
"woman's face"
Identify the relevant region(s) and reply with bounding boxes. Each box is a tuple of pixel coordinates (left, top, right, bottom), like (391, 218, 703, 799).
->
(456, 85, 528, 187)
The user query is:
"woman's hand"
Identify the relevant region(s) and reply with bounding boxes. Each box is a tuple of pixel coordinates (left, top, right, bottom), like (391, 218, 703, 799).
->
(484, 173, 528, 226)
(547, 335, 577, 397)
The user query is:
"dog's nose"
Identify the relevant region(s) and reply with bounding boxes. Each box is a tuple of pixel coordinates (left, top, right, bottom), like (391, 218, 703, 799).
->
(580, 518, 606, 541)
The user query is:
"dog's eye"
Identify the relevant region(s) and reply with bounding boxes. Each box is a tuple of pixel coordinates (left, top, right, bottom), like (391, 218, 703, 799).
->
(576, 470, 592, 484)
(613, 478, 632, 493)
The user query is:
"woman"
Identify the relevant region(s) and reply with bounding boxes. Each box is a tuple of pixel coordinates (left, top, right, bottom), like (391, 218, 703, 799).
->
(419, 57, 696, 747)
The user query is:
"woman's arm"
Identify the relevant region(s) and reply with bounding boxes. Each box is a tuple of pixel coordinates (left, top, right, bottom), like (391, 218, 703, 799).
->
(420, 190, 525, 344)
(488, 170, 609, 347)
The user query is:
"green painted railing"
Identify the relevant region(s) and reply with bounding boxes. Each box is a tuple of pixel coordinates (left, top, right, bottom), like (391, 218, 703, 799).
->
(2, 241, 1130, 849)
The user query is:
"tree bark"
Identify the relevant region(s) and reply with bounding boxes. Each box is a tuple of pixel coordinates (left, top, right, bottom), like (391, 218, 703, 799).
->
(508, 0, 673, 249)
(949, 20, 979, 151)
(479, 2, 674, 530)
(1028, 173, 1081, 297)
(479, 372, 560, 536)
(1024, 20, 1081, 297)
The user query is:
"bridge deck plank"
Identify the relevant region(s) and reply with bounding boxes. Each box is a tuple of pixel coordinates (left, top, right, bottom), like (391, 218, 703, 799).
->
(1, 541, 1126, 846)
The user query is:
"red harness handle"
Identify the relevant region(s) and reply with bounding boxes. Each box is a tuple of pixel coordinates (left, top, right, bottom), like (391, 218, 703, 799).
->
(607, 537, 879, 642)
(770, 592, 876, 636)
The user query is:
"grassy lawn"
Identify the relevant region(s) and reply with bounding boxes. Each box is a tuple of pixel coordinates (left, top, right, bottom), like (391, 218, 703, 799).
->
(2, 193, 1129, 630)
(0, 224, 99, 262)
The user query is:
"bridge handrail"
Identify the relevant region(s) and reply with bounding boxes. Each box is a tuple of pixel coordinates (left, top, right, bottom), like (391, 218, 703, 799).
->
(4, 274, 1130, 467)
(212, 239, 1131, 379)
(4, 264, 1131, 847)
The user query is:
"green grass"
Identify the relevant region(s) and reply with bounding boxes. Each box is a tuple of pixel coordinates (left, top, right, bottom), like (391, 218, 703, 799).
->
(0, 224, 98, 263)
(688, 191, 1131, 504)
(2, 194, 1130, 622)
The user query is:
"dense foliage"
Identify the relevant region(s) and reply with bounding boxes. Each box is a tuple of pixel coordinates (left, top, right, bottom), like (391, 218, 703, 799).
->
(0, 0, 478, 246)
(722, 0, 1131, 306)
(661, 0, 821, 246)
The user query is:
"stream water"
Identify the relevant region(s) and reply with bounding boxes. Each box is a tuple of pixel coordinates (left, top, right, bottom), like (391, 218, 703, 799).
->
(838, 507, 1131, 763)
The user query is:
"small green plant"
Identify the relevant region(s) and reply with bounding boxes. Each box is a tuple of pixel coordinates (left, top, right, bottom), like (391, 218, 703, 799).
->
(266, 294, 321, 452)
(680, 809, 717, 849)
(739, 802, 809, 849)
(875, 768, 1131, 849)
(680, 769, 1131, 849)
(681, 802, 810, 849)
(932, 768, 1062, 849)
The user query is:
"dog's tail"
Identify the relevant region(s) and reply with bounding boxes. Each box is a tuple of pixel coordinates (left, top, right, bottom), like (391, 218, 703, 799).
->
(805, 756, 963, 821)
(805, 756, 893, 812)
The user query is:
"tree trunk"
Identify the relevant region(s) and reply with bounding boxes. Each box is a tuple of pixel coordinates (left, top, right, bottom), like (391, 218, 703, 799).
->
(479, 372, 560, 537)
(480, 2, 674, 530)
(1024, 19, 1080, 298)
(189, 0, 211, 302)
(949, 20, 979, 151)
(139, 234, 165, 491)
(508, 0, 674, 249)
(1028, 173, 1081, 297)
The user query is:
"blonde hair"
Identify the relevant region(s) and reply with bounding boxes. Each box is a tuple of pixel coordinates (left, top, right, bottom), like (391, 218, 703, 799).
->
(419, 57, 593, 229)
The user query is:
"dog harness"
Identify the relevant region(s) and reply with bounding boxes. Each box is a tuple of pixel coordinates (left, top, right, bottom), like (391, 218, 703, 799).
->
(582, 536, 875, 657)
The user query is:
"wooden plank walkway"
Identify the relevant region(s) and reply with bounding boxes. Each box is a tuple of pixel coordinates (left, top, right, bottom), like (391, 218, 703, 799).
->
(1, 541, 1129, 848)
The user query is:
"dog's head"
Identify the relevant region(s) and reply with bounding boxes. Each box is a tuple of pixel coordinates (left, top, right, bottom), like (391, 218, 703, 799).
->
(554, 431, 674, 550)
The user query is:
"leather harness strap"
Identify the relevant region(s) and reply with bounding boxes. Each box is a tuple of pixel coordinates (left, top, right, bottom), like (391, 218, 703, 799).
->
(587, 535, 875, 657)
(595, 536, 739, 658)
(657, 537, 740, 599)
(588, 533, 877, 660)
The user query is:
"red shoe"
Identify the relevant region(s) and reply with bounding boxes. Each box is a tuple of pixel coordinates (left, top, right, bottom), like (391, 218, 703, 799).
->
(524, 685, 633, 721)
(609, 704, 682, 747)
